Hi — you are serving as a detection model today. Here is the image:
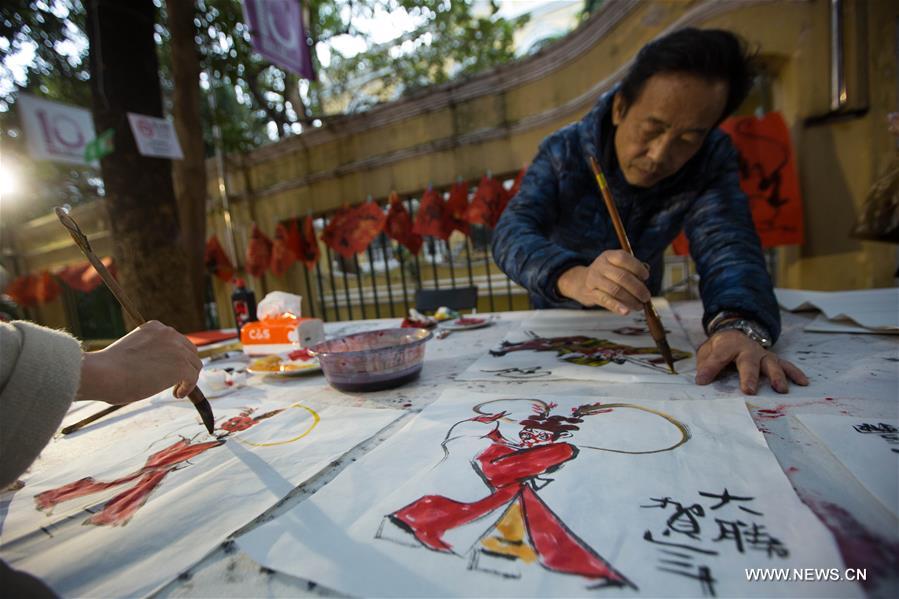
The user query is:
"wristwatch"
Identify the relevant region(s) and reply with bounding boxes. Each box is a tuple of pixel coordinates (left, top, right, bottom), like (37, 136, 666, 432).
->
(709, 314, 773, 349)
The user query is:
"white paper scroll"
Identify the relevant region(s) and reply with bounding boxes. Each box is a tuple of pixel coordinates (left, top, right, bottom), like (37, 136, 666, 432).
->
(795, 414, 899, 519)
(0, 390, 400, 597)
(238, 390, 857, 598)
(776, 288, 899, 332)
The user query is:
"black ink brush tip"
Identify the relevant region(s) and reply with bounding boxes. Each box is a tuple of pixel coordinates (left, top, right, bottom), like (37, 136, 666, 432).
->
(657, 339, 677, 374)
(197, 400, 216, 435)
(188, 388, 216, 434)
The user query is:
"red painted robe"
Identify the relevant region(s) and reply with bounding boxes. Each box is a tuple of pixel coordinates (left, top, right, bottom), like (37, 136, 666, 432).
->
(390, 428, 628, 584)
(33, 409, 282, 527)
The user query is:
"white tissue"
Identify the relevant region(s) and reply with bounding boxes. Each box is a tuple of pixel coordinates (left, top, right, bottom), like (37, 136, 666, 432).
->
(257, 291, 302, 320)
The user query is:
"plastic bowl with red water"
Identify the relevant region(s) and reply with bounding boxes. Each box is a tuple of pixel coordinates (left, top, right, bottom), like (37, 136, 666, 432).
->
(309, 328, 433, 392)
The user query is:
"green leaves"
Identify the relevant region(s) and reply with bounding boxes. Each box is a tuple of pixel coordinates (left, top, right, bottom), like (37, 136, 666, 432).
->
(322, 0, 528, 112)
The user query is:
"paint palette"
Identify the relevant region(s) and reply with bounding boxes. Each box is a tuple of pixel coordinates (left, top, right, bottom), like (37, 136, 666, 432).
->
(276, 360, 323, 376)
(199, 354, 249, 398)
(438, 316, 493, 332)
(246, 354, 322, 377)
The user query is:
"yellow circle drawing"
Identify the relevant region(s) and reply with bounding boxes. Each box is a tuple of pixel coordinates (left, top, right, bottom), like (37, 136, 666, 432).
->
(578, 403, 690, 454)
(237, 403, 320, 447)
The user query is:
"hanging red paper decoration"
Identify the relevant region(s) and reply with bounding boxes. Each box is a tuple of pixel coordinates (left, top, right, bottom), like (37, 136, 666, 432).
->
(671, 112, 803, 255)
(385, 191, 423, 254)
(55, 257, 115, 293)
(446, 180, 470, 237)
(245, 224, 273, 278)
(413, 187, 452, 240)
(204, 235, 235, 282)
(286, 218, 303, 262)
(269, 222, 298, 276)
(79, 257, 115, 293)
(34, 271, 60, 304)
(466, 174, 507, 229)
(297, 215, 321, 269)
(55, 263, 91, 293)
(6, 274, 38, 308)
(321, 202, 387, 259)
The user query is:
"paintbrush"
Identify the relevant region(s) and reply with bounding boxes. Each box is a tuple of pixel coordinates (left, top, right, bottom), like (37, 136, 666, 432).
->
(61, 405, 122, 435)
(55, 207, 216, 434)
(588, 157, 677, 374)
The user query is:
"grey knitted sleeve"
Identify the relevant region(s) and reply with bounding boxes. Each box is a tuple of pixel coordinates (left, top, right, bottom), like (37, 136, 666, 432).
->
(0, 321, 83, 488)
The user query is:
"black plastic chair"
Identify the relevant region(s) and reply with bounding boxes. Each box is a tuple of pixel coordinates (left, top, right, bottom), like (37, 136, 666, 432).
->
(414, 286, 478, 313)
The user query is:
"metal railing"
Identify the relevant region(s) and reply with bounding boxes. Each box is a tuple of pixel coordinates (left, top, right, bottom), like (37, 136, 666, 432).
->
(303, 197, 530, 322)
(294, 179, 712, 323)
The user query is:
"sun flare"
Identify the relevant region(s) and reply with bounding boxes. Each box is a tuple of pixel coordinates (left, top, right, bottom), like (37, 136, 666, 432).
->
(0, 161, 20, 198)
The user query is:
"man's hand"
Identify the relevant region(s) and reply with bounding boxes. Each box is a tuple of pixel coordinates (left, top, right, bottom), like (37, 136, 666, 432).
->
(695, 330, 809, 394)
(557, 250, 651, 314)
(77, 320, 202, 405)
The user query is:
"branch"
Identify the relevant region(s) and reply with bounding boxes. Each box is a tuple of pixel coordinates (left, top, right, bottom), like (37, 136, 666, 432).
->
(244, 66, 288, 137)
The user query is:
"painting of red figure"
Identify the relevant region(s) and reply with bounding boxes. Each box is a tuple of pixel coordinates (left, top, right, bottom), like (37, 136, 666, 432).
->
(378, 399, 688, 588)
(490, 334, 691, 369)
(34, 408, 285, 527)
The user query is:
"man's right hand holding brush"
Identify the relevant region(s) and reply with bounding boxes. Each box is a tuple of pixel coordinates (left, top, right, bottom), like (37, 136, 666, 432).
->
(556, 249, 808, 395)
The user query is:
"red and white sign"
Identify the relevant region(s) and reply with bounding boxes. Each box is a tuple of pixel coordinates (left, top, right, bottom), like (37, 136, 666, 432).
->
(126, 113, 184, 160)
(17, 94, 97, 166)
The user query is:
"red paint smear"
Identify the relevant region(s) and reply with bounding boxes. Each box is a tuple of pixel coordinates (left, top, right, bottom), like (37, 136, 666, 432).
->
(35, 438, 224, 516)
(35, 474, 142, 511)
(807, 499, 899, 589)
(33, 409, 285, 526)
(144, 439, 223, 469)
(86, 469, 170, 527)
(786, 466, 799, 474)
(754, 398, 842, 420)
(756, 408, 787, 420)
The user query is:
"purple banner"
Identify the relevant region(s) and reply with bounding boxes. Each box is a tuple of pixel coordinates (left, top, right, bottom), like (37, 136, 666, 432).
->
(242, 0, 315, 80)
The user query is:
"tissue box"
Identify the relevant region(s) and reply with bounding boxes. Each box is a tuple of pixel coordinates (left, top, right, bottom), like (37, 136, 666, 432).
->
(240, 317, 325, 355)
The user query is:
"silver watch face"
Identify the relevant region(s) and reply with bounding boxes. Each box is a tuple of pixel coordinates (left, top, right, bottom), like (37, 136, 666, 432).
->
(717, 319, 771, 348)
(735, 321, 771, 348)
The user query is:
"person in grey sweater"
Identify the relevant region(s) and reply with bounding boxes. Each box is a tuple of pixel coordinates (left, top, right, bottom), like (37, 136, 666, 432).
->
(0, 319, 202, 596)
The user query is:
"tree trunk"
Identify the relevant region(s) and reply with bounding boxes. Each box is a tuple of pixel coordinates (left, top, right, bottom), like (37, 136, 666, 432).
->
(85, 0, 204, 333)
(167, 0, 207, 325)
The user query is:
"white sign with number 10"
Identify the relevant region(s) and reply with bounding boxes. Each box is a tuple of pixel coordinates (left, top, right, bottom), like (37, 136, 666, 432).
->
(18, 93, 98, 166)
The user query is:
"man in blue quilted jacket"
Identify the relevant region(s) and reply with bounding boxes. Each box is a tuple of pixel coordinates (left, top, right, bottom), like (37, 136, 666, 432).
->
(492, 28, 807, 395)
